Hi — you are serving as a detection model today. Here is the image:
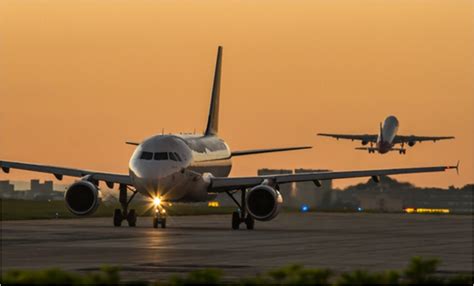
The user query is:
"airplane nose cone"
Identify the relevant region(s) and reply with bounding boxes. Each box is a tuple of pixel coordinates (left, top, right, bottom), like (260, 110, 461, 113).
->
(130, 161, 178, 199)
(144, 178, 160, 194)
(130, 165, 160, 193)
(135, 176, 167, 198)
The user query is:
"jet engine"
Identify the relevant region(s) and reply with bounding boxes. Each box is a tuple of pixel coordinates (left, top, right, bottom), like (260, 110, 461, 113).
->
(361, 140, 368, 146)
(246, 185, 283, 221)
(408, 141, 416, 147)
(64, 180, 100, 216)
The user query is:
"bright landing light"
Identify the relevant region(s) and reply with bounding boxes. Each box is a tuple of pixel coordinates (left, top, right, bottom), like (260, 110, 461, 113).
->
(153, 197, 162, 206)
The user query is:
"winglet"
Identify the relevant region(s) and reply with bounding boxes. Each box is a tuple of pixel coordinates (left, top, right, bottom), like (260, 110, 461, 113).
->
(204, 46, 223, 136)
(447, 161, 460, 175)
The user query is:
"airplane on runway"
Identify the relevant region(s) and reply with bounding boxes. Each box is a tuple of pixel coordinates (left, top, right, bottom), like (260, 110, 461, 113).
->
(0, 47, 459, 230)
(318, 116, 455, 155)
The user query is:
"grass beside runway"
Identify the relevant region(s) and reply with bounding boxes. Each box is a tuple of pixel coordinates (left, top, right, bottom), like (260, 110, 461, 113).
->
(0, 199, 235, 221)
(1, 257, 472, 285)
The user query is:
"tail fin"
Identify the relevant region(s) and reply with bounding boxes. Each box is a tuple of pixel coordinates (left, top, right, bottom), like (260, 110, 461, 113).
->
(204, 46, 223, 136)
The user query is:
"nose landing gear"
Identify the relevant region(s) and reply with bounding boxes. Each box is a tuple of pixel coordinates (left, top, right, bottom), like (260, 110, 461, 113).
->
(113, 184, 138, 227)
(153, 208, 167, 228)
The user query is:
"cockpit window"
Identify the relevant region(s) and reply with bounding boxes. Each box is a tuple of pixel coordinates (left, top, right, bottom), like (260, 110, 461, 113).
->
(142, 152, 182, 161)
(169, 152, 177, 161)
(154, 152, 168, 161)
(140, 151, 153, 160)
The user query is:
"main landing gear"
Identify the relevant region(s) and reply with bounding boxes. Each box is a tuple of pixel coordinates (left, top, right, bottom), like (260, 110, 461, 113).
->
(399, 143, 407, 155)
(113, 184, 138, 227)
(152, 207, 167, 228)
(226, 189, 255, 230)
(367, 143, 376, 154)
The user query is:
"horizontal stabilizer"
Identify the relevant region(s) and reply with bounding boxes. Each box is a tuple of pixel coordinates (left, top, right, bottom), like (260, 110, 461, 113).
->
(125, 141, 140, 146)
(355, 147, 404, 153)
(355, 147, 377, 151)
(231, 146, 312, 157)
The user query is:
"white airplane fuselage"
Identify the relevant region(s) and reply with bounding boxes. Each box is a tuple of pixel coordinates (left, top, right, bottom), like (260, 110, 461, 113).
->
(129, 134, 231, 202)
(376, 115, 399, 154)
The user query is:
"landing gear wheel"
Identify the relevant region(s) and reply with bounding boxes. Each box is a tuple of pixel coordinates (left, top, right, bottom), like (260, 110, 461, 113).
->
(232, 211, 240, 230)
(115, 185, 139, 227)
(127, 209, 137, 227)
(245, 215, 255, 230)
(227, 189, 258, 230)
(153, 217, 158, 228)
(113, 209, 123, 227)
(161, 218, 167, 229)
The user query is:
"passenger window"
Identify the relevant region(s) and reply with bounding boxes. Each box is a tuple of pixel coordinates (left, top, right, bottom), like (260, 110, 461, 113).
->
(174, 153, 182, 162)
(140, 152, 153, 160)
(169, 152, 177, 161)
(154, 152, 168, 161)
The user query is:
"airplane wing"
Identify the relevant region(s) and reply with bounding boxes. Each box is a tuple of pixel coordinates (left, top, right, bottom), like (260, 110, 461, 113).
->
(317, 133, 378, 142)
(209, 164, 458, 192)
(393, 135, 455, 144)
(0, 160, 132, 186)
(355, 147, 378, 152)
(231, 146, 312, 157)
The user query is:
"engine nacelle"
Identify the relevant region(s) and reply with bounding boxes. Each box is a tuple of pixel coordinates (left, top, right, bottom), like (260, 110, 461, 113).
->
(361, 140, 368, 146)
(246, 185, 283, 221)
(408, 141, 416, 147)
(64, 180, 100, 216)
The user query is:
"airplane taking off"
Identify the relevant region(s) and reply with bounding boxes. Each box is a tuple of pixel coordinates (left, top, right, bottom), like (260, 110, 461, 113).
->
(318, 116, 455, 155)
(0, 47, 459, 230)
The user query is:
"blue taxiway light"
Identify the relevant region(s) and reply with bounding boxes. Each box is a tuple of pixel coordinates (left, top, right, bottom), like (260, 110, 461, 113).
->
(300, 204, 310, 213)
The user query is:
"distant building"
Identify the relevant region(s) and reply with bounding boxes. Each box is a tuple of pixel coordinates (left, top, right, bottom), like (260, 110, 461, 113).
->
(0, 180, 15, 192)
(31, 180, 54, 193)
(357, 192, 404, 212)
(0, 180, 15, 198)
(294, 169, 333, 209)
(1, 180, 64, 201)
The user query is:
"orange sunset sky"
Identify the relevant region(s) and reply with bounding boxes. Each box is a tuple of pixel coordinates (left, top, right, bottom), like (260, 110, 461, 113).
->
(1, 0, 473, 189)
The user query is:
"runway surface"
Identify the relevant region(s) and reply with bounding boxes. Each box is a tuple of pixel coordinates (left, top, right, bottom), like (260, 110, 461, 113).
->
(1, 213, 472, 281)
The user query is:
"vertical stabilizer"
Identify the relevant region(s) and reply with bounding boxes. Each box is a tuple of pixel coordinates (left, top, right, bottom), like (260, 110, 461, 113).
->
(204, 46, 223, 136)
